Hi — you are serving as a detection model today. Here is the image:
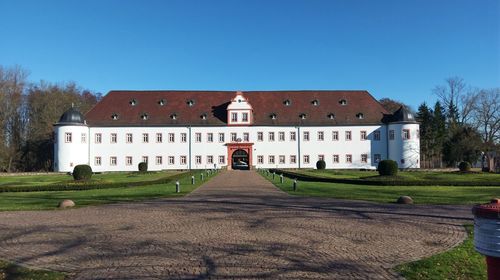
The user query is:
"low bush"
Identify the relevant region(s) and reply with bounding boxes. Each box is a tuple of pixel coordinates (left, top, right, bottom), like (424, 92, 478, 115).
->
(138, 162, 148, 172)
(316, 160, 326, 170)
(73, 165, 93, 181)
(377, 160, 398, 176)
(459, 161, 471, 172)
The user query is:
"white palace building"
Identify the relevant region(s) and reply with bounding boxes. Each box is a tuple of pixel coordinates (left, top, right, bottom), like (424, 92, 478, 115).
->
(53, 90, 420, 172)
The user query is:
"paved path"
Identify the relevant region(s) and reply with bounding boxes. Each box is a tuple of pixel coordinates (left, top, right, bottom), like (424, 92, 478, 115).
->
(0, 170, 472, 279)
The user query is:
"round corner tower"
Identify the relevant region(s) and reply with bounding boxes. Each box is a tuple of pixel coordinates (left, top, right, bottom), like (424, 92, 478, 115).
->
(53, 107, 89, 172)
(387, 106, 420, 169)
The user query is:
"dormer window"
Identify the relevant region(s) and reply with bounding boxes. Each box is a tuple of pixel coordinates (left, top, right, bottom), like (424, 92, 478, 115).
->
(141, 113, 149, 120)
(200, 113, 207, 120)
(339, 99, 347, 106)
(130, 99, 137, 106)
(312, 99, 319, 106)
(111, 113, 119, 120)
(299, 113, 307, 120)
(356, 113, 364, 119)
(170, 113, 178, 120)
(327, 113, 335, 120)
(283, 99, 291, 106)
(270, 113, 277, 120)
(158, 99, 166, 106)
(407, 113, 414, 119)
(186, 99, 195, 107)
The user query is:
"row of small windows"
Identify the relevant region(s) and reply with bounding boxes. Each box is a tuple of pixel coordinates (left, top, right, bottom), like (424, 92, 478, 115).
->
(94, 155, 227, 166)
(256, 154, 381, 164)
(64, 130, 418, 144)
(129, 98, 348, 108)
(111, 112, 364, 121)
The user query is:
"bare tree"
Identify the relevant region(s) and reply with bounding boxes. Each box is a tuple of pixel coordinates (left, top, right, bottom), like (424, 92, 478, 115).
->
(433, 76, 476, 125)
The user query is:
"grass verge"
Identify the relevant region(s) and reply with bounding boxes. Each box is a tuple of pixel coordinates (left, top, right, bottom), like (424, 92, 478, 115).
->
(0, 260, 65, 280)
(396, 225, 486, 280)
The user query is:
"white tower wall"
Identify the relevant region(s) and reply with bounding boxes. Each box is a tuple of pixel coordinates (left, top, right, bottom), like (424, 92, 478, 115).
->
(388, 123, 420, 168)
(54, 125, 89, 172)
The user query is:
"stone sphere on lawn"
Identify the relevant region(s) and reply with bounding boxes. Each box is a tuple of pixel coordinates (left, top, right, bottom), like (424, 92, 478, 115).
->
(58, 199, 75, 209)
(397, 196, 413, 204)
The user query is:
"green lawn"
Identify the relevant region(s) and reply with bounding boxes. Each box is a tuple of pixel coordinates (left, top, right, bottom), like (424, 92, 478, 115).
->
(0, 171, 216, 211)
(0, 260, 65, 280)
(262, 172, 500, 204)
(397, 225, 486, 280)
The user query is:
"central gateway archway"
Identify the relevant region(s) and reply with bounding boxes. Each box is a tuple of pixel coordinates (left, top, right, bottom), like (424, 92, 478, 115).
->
(227, 143, 253, 170)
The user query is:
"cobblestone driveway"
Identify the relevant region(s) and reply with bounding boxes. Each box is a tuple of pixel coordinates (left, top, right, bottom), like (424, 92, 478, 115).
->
(0, 170, 472, 279)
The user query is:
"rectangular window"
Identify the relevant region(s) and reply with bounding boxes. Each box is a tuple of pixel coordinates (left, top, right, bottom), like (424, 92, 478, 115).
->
(243, 132, 249, 142)
(156, 133, 163, 143)
(81, 133, 86, 143)
(403, 129, 410, 140)
(143, 133, 149, 143)
(361, 154, 368, 163)
(126, 133, 133, 143)
(374, 154, 381, 163)
(95, 156, 101, 166)
(168, 156, 174, 165)
(181, 133, 187, 143)
(318, 131, 324, 141)
(279, 155, 285, 164)
(207, 155, 213, 164)
(333, 154, 339, 163)
(374, 130, 381, 141)
(257, 132, 263, 141)
(290, 131, 296, 141)
(269, 132, 275, 141)
(345, 131, 352, 141)
(279, 132, 285, 141)
(346, 154, 352, 163)
(110, 156, 117, 166)
(360, 131, 367, 140)
(290, 155, 296, 164)
(195, 133, 202, 142)
(268, 155, 275, 164)
(318, 155, 324, 161)
(231, 112, 238, 122)
(242, 112, 248, 122)
(180, 156, 187, 165)
(142, 156, 148, 163)
(156, 156, 163, 165)
(332, 131, 339, 141)
(95, 133, 102, 143)
(126, 156, 133, 166)
(195, 155, 202, 164)
(303, 155, 310, 164)
(218, 155, 225, 164)
(303, 131, 310, 141)
(257, 155, 264, 164)
(231, 133, 237, 142)
(111, 133, 117, 143)
(207, 133, 213, 143)
(389, 130, 395, 140)
(219, 133, 225, 142)
(169, 133, 175, 143)
(65, 132, 72, 143)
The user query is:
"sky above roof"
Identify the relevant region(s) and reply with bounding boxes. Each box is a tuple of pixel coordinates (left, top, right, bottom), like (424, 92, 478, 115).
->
(0, 0, 498, 110)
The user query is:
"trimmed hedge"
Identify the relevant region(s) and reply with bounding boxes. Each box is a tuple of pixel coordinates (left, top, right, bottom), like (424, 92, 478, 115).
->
(458, 161, 471, 172)
(73, 165, 92, 181)
(138, 162, 148, 172)
(377, 160, 398, 176)
(316, 160, 326, 170)
(0, 172, 191, 193)
(270, 169, 500, 186)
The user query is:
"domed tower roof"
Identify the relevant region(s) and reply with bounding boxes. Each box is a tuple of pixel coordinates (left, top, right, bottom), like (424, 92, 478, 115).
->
(388, 106, 418, 123)
(56, 106, 86, 126)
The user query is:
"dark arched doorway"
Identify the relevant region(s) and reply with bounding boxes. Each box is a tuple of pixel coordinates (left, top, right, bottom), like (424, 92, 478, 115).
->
(232, 149, 249, 170)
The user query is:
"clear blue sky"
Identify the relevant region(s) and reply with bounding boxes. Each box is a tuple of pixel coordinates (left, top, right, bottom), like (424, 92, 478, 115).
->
(0, 0, 498, 109)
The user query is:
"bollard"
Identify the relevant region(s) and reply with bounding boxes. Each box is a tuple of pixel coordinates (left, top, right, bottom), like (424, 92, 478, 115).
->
(280, 174, 284, 184)
(472, 198, 500, 280)
(293, 179, 297, 191)
(191, 175, 195, 185)
(201, 173, 204, 181)
(175, 180, 180, 193)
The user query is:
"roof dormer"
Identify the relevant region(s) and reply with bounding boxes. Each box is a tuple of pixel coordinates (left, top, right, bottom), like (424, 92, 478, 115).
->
(227, 91, 253, 126)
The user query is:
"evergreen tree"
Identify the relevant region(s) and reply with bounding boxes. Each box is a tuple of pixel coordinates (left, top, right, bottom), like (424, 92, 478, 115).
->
(432, 102, 447, 167)
(443, 125, 482, 166)
(416, 102, 434, 168)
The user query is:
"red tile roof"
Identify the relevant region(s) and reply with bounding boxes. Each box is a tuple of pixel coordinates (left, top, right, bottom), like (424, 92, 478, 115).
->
(85, 90, 389, 126)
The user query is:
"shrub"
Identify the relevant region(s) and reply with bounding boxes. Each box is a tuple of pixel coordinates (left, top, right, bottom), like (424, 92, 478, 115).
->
(316, 160, 326, 170)
(458, 161, 471, 172)
(377, 160, 398, 176)
(138, 162, 148, 172)
(72, 164, 93, 180)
